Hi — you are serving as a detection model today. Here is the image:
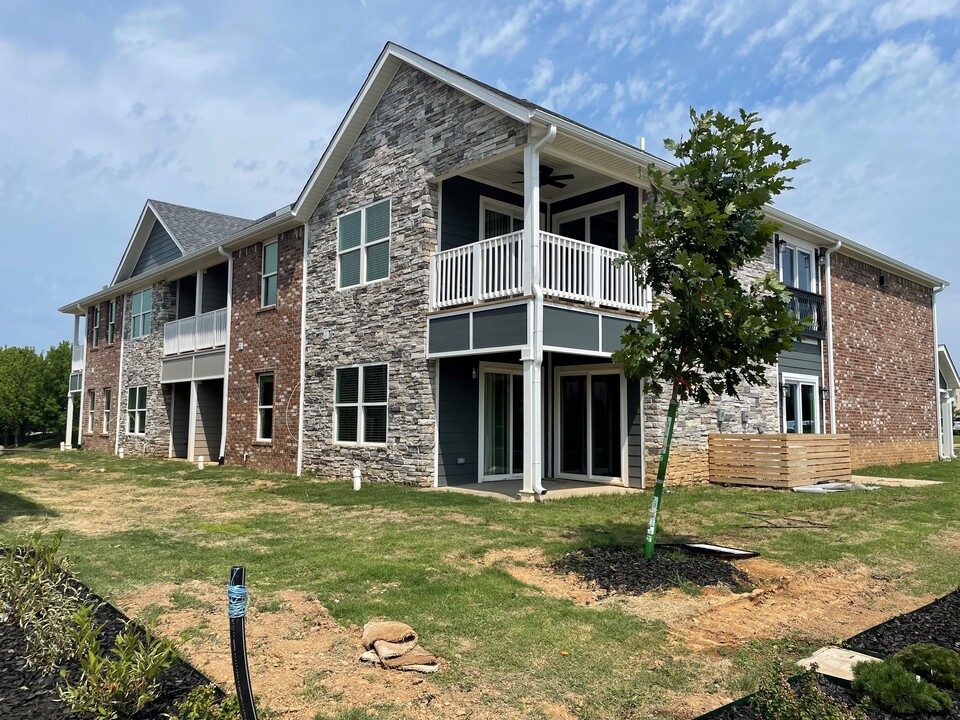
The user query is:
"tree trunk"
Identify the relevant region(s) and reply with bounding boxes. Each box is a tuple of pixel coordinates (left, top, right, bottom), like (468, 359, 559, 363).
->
(643, 378, 681, 558)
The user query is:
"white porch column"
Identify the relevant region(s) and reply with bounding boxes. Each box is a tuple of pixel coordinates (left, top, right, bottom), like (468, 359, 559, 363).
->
(65, 394, 75, 450)
(520, 131, 552, 500)
(187, 380, 198, 461)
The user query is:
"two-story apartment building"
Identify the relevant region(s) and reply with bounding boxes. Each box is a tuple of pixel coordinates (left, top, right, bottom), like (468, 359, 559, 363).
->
(60, 43, 950, 498)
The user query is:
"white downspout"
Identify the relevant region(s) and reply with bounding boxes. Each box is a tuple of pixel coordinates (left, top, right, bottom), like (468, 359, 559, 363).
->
(824, 239, 841, 433)
(115, 297, 126, 455)
(76, 305, 86, 448)
(218, 246, 232, 462)
(524, 124, 557, 498)
(296, 225, 309, 477)
(933, 284, 946, 459)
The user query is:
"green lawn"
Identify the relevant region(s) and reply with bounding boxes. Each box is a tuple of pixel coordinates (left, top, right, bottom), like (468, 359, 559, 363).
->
(1, 451, 958, 719)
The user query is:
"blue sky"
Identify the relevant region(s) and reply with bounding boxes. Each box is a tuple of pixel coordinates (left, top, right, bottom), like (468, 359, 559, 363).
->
(2, 0, 958, 356)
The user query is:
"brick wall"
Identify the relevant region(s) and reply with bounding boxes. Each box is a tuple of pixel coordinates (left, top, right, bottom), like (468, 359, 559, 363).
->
(225, 227, 304, 473)
(82, 297, 124, 452)
(301, 63, 528, 485)
(829, 252, 937, 467)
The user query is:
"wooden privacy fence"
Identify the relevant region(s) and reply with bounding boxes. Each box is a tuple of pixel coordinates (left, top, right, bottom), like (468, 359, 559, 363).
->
(708, 433, 852, 488)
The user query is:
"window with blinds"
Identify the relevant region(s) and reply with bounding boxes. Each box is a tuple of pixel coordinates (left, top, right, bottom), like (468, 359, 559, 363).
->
(335, 363, 388, 444)
(337, 199, 390, 288)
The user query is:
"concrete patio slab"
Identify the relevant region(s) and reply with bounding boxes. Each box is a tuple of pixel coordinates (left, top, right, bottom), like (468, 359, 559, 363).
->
(798, 646, 880, 681)
(852, 475, 943, 488)
(423, 478, 642, 502)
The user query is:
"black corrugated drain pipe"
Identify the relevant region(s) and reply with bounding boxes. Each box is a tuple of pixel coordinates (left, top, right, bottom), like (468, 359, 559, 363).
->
(228, 566, 258, 720)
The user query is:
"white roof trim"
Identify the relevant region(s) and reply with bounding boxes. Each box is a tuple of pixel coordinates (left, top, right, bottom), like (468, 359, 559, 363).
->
(110, 200, 185, 285)
(939, 345, 960, 390)
(291, 43, 533, 220)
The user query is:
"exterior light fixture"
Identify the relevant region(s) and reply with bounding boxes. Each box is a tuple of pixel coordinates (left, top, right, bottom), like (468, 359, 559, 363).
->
(740, 409, 750, 432)
(716, 408, 726, 431)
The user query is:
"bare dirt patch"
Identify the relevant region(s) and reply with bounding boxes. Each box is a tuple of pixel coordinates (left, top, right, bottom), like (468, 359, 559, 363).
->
(119, 583, 528, 720)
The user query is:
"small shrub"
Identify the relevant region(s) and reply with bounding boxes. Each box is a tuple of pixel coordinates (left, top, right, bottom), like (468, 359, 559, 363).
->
(0, 532, 83, 670)
(852, 658, 952, 715)
(59, 604, 178, 720)
(895, 643, 960, 690)
(174, 684, 240, 720)
(752, 664, 866, 720)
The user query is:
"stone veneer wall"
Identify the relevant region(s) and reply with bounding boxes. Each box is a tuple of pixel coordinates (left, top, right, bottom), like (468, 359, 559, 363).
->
(829, 253, 937, 467)
(82, 297, 125, 452)
(225, 227, 304, 473)
(117, 280, 176, 458)
(641, 240, 781, 484)
(301, 63, 527, 485)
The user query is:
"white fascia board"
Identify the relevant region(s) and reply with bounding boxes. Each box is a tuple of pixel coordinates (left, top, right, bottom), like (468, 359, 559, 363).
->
(530, 108, 946, 289)
(939, 345, 960, 390)
(110, 202, 155, 286)
(291, 43, 534, 220)
(60, 209, 297, 314)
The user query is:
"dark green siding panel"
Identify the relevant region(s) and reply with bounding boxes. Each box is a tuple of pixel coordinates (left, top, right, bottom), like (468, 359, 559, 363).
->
(601, 317, 634, 354)
(201, 263, 228, 313)
(778, 341, 823, 379)
(132, 220, 181, 277)
(473, 305, 526, 349)
(543, 306, 598, 352)
(438, 357, 479, 486)
(440, 177, 547, 251)
(429, 315, 470, 354)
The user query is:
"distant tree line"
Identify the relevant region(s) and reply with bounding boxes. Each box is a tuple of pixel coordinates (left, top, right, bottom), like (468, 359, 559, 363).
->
(0, 341, 71, 446)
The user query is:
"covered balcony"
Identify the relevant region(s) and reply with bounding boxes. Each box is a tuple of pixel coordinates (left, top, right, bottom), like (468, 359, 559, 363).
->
(163, 263, 229, 356)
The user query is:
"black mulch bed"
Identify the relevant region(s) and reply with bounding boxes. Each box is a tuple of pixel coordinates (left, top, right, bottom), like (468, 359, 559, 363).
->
(845, 588, 960, 656)
(0, 582, 220, 720)
(700, 678, 960, 719)
(551, 544, 752, 595)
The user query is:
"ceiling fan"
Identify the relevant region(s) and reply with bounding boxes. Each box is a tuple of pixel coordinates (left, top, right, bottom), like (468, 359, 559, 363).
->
(512, 164, 575, 189)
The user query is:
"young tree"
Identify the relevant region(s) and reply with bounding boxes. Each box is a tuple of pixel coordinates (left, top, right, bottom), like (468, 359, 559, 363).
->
(613, 108, 808, 558)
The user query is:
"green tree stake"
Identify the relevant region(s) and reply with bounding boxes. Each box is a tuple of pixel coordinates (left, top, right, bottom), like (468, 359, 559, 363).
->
(644, 395, 678, 558)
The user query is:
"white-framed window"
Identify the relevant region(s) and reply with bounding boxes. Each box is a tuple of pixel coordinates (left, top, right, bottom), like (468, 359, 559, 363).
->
(335, 363, 388, 444)
(257, 373, 274, 441)
(779, 239, 817, 293)
(552, 198, 625, 251)
(91, 306, 100, 348)
(337, 199, 390, 289)
(131, 288, 153, 339)
(261, 241, 278, 307)
(102, 388, 111, 434)
(87, 389, 95, 432)
(127, 386, 147, 435)
(480, 197, 524, 240)
(107, 299, 116, 344)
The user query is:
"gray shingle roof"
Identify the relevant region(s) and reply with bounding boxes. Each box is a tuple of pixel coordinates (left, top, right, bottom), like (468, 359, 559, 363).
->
(149, 200, 254, 254)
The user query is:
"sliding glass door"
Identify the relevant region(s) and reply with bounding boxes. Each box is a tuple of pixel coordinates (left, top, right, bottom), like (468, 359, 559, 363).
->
(556, 368, 624, 482)
(480, 366, 523, 481)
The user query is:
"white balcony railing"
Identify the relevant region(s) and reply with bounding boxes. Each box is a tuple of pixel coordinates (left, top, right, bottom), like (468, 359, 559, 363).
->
(429, 231, 650, 313)
(71, 343, 84, 372)
(163, 307, 228, 356)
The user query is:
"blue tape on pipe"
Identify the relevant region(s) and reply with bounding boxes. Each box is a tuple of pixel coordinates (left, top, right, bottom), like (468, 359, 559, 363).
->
(227, 584, 248, 618)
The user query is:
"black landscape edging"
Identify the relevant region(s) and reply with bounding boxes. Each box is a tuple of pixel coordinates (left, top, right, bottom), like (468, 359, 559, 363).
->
(0, 579, 222, 719)
(691, 586, 960, 720)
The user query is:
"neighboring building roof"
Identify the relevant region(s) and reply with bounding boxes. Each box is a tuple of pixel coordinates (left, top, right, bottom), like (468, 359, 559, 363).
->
(149, 200, 252, 254)
(110, 200, 254, 286)
(939, 344, 960, 391)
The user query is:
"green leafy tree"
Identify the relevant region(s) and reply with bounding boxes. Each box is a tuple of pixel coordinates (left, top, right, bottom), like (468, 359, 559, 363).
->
(613, 108, 808, 557)
(36, 341, 71, 437)
(0, 346, 41, 445)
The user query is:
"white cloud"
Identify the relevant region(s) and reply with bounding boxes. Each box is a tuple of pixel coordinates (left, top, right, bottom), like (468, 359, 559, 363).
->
(455, 3, 537, 69)
(525, 58, 555, 96)
(873, 0, 960, 31)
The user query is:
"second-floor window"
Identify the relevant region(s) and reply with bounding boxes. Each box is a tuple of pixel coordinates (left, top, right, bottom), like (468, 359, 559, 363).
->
(338, 199, 390, 289)
(780, 243, 816, 293)
(87, 389, 95, 432)
(131, 288, 152, 339)
(261, 241, 278, 307)
(107, 299, 116, 344)
(91, 307, 100, 348)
